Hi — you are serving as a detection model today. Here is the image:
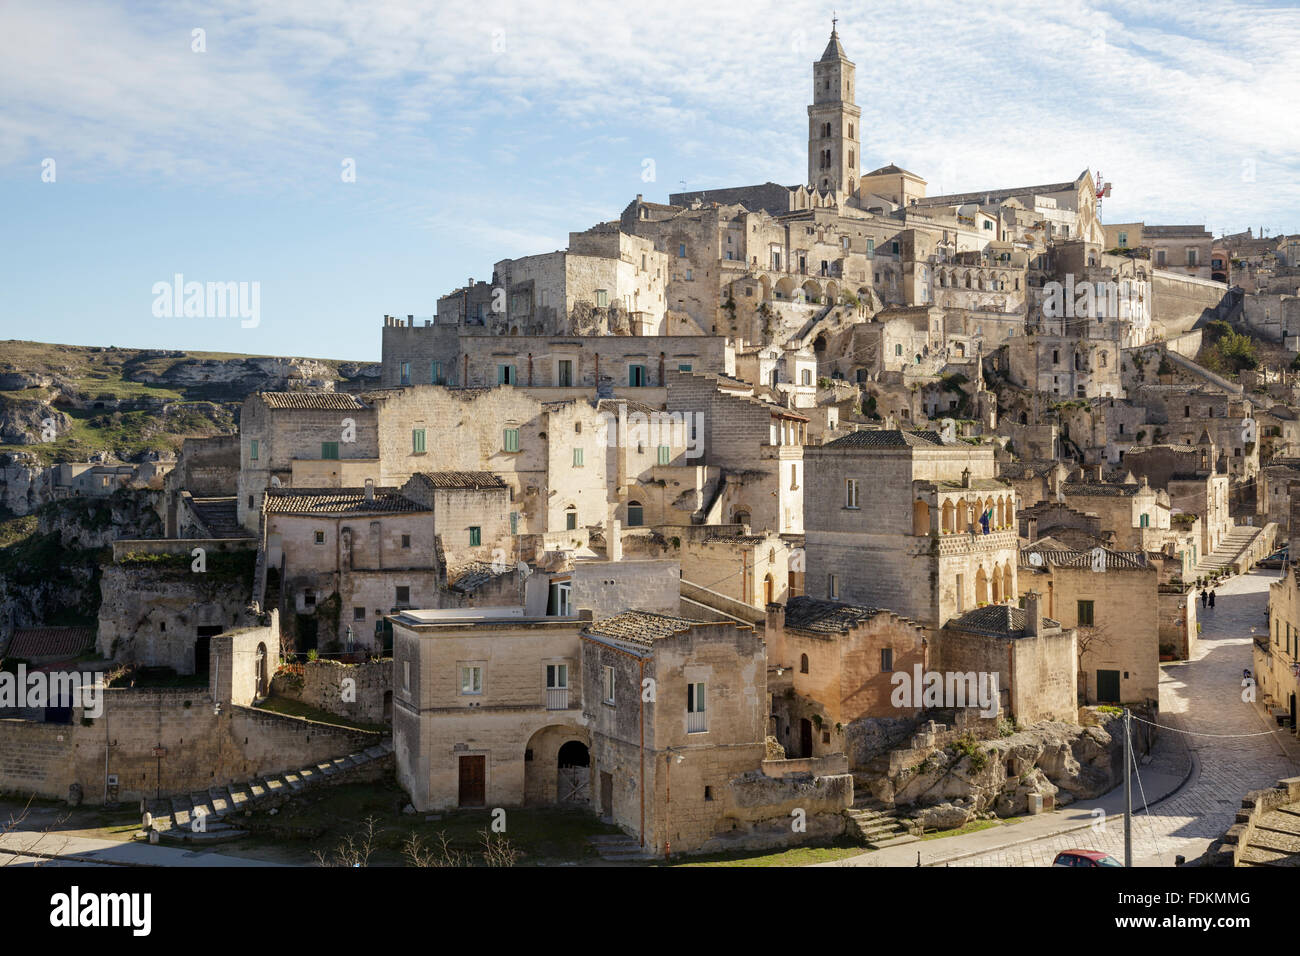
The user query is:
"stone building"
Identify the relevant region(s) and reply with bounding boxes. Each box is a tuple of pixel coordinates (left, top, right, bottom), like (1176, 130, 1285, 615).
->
(934, 592, 1078, 725)
(1259, 563, 1300, 732)
(1018, 541, 1160, 708)
(262, 484, 445, 654)
(764, 597, 928, 760)
(677, 530, 796, 609)
(803, 429, 1018, 629)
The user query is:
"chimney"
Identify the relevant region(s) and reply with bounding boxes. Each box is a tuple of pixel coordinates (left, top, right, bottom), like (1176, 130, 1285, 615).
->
(608, 519, 622, 563)
(765, 601, 788, 667)
(961, 467, 971, 489)
(1024, 590, 1041, 638)
(407, 314, 414, 327)
(364, 478, 374, 503)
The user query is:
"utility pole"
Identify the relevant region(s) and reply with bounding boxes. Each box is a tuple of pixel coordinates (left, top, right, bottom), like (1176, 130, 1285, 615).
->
(1123, 707, 1132, 867)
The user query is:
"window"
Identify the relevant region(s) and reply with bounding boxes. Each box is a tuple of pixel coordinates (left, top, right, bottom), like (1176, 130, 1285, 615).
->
(401, 533, 411, 548)
(678, 363, 692, 372)
(400, 361, 411, 385)
(403, 661, 410, 690)
(304, 591, 316, 608)
(983, 220, 993, 231)
(891, 241, 900, 255)
(503, 428, 520, 452)
(867, 238, 875, 256)
(602, 665, 616, 704)
(396, 585, 410, 604)
(1139, 514, 1149, 528)
(469, 527, 482, 547)
(1117, 232, 1128, 247)
(1077, 600, 1095, 627)
(412, 429, 426, 453)
(800, 654, 809, 674)
(657, 445, 670, 466)
(497, 364, 517, 386)
(678, 243, 686, 257)
(1187, 248, 1198, 266)
(881, 648, 894, 672)
(573, 448, 584, 467)
(828, 573, 839, 599)
(687, 682, 707, 733)
(595, 289, 609, 308)
(557, 359, 573, 387)
(314, 530, 325, 544)
(895, 344, 902, 356)
(547, 580, 572, 616)
(353, 606, 366, 621)
(801, 369, 812, 386)
(845, 478, 859, 509)
(627, 501, 644, 526)
(249, 439, 259, 461)
(460, 665, 483, 695)
(685, 269, 693, 281)
(546, 663, 568, 689)
(629, 364, 647, 387)
(431, 360, 443, 384)
(565, 506, 577, 531)
(321, 442, 339, 460)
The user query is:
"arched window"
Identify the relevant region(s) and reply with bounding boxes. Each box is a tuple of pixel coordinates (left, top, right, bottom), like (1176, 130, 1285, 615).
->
(913, 499, 930, 535)
(565, 505, 577, 531)
(627, 501, 644, 526)
(800, 654, 809, 674)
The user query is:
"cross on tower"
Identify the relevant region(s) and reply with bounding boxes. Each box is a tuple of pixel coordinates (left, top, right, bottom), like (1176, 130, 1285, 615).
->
(832, 12, 837, 32)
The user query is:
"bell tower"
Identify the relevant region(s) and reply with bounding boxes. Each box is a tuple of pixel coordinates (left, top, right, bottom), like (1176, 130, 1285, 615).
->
(807, 18, 862, 196)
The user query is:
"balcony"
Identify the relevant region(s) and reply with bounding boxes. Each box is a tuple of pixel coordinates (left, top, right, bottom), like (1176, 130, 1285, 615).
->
(546, 687, 569, 710)
(687, 711, 708, 734)
(937, 529, 1019, 556)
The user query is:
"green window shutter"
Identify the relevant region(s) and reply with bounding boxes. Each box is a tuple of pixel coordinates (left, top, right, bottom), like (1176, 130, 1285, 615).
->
(250, 439, 259, 461)
(504, 428, 520, 452)
(573, 448, 584, 467)
(509, 512, 518, 535)
(657, 445, 670, 465)
(469, 526, 482, 547)
(412, 429, 426, 453)
(321, 442, 339, 460)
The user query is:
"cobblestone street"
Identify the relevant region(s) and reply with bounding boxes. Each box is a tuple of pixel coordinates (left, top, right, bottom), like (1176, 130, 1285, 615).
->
(944, 569, 1300, 866)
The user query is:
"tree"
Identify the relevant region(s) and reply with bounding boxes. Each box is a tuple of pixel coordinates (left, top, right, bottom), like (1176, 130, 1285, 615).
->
(1075, 623, 1115, 704)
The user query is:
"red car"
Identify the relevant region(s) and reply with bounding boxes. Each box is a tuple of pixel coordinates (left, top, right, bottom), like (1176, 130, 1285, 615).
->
(1053, 849, 1123, 867)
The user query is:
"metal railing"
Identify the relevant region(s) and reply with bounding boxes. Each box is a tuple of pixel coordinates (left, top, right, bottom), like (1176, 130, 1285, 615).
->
(546, 687, 569, 710)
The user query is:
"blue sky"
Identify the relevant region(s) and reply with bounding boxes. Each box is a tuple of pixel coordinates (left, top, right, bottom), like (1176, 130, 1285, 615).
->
(2, 0, 1298, 361)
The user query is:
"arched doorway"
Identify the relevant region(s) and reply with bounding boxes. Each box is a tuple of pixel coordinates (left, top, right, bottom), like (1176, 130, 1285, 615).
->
(975, 566, 989, 606)
(626, 500, 644, 526)
(556, 740, 590, 805)
(763, 574, 774, 605)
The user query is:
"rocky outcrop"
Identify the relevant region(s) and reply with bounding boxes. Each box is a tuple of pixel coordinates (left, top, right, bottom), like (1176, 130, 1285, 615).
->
(0, 400, 70, 445)
(866, 713, 1135, 830)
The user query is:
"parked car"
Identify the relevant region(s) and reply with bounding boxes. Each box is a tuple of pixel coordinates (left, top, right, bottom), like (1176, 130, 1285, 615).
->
(1257, 548, 1288, 570)
(1052, 849, 1123, 867)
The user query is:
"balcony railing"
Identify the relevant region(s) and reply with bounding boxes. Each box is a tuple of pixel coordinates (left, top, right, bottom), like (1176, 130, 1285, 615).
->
(687, 711, 708, 733)
(546, 687, 569, 710)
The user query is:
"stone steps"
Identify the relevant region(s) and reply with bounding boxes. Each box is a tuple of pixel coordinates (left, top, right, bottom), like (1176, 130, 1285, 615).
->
(587, 833, 648, 862)
(148, 737, 393, 845)
(845, 800, 916, 848)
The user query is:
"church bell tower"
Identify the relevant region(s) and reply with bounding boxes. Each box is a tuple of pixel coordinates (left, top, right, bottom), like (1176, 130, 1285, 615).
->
(807, 19, 862, 196)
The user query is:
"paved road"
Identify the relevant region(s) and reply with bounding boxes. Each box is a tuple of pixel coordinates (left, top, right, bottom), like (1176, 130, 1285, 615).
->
(832, 569, 1300, 867)
(947, 569, 1300, 867)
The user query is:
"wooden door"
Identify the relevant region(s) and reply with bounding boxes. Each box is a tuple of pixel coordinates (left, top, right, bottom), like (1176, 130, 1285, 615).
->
(458, 755, 486, 807)
(799, 718, 813, 758)
(1096, 670, 1121, 704)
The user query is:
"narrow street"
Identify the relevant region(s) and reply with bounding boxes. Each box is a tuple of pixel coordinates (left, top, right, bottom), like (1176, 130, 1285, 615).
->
(837, 569, 1300, 867)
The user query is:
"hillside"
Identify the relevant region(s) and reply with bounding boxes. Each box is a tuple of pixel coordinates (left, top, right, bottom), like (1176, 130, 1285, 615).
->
(0, 340, 376, 465)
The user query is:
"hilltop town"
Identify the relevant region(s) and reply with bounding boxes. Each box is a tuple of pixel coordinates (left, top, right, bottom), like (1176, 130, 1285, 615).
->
(3, 25, 1300, 867)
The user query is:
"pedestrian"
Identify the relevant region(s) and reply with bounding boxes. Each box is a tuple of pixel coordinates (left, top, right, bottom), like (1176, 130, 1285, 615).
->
(1200, 588, 1207, 608)
(1209, 589, 1216, 609)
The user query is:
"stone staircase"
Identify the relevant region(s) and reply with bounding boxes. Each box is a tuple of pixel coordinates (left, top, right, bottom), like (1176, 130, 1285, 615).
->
(1193, 525, 1264, 577)
(144, 739, 393, 844)
(189, 496, 245, 538)
(587, 833, 648, 862)
(846, 776, 917, 849)
(1237, 804, 1300, 866)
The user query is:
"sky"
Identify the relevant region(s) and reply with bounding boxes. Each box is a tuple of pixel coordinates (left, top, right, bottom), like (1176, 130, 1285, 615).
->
(2, 0, 1298, 362)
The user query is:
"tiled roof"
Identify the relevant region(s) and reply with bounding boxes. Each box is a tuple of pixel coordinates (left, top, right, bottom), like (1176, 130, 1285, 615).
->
(946, 604, 1060, 637)
(595, 398, 663, 417)
(257, 391, 367, 410)
(263, 488, 423, 515)
(449, 561, 514, 592)
(783, 596, 893, 634)
(584, 610, 698, 646)
(5, 627, 94, 660)
(825, 429, 944, 449)
(1062, 482, 1138, 497)
(925, 477, 1011, 492)
(1020, 542, 1148, 571)
(409, 472, 507, 490)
